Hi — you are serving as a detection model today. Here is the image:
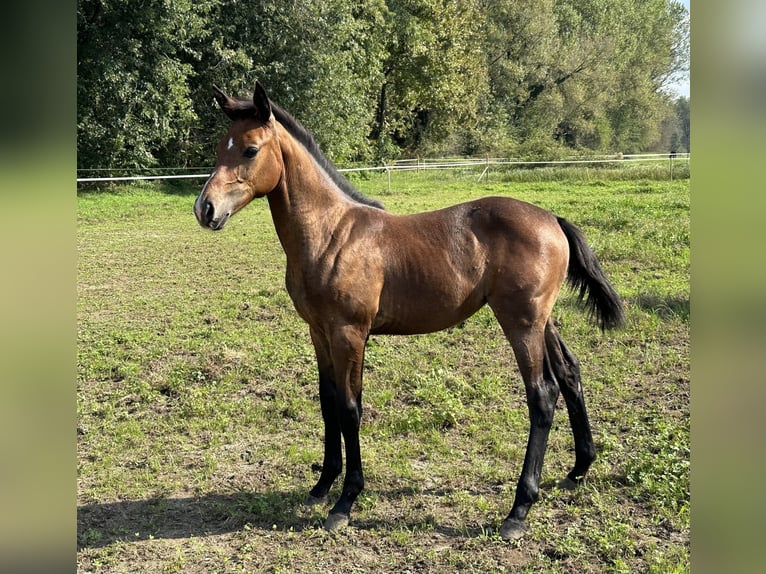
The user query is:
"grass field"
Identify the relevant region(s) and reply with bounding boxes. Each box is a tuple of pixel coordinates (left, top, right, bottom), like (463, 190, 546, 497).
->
(77, 168, 689, 573)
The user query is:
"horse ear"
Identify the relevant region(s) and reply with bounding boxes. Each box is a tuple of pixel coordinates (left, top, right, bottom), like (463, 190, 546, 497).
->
(253, 81, 273, 122)
(212, 85, 242, 121)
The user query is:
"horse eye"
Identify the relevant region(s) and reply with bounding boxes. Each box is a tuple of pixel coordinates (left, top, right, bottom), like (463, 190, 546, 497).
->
(244, 146, 259, 159)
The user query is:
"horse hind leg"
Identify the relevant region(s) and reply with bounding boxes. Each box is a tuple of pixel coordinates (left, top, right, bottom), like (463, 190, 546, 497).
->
(491, 311, 560, 541)
(544, 320, 596, 490)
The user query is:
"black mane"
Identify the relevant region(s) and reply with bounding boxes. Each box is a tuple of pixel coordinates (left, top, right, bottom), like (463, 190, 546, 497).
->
(234, 96, 384, 210)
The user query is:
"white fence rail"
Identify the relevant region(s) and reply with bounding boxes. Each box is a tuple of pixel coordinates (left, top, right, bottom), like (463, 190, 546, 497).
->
(76, 153, 689, 184)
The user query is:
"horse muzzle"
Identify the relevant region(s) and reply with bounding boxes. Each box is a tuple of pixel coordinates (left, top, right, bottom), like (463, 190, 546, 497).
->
(194, 196, 231, 231)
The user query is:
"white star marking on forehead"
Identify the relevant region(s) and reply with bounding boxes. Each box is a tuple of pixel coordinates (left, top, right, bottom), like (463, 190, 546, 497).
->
(227, 137, 234, 150)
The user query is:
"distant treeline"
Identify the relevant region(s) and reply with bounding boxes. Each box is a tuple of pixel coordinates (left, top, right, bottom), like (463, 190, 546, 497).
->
(77, 0, 689, 170)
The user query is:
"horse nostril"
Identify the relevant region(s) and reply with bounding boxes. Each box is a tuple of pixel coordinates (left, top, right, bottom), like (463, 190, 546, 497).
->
(204, 199, 215, 223)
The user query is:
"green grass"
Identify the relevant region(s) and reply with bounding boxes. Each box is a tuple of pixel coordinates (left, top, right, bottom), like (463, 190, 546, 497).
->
(78, 170, 689, 573)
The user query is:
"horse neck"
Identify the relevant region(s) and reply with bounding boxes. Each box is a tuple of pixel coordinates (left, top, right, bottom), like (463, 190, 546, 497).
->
(266, 123, 353, 260)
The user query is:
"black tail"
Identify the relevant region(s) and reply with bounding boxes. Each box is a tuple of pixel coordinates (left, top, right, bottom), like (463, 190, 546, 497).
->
(557, 217, 625, 331)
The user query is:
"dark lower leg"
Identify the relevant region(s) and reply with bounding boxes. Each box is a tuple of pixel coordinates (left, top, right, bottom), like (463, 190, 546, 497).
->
(328, 393, 364, 520)
(500, 378, 559, 540)
(545, 326, 595, 483)
(506, 382, 558, 521)
(308, 373, 343, 502)
(323, 326, 367, 530)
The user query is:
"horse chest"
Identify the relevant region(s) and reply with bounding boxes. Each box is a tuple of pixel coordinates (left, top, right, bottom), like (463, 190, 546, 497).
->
(283, 265, 339, 318)
(284, 254, 380, 328)
(283, 266, 317, 322)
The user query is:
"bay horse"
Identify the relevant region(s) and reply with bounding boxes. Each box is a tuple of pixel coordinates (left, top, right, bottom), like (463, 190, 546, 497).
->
(194, 82, 624, 540)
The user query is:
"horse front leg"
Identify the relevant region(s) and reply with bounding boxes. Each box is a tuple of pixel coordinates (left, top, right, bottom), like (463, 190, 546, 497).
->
(306, 329, 343, 506)
(324, 325, 367, 531)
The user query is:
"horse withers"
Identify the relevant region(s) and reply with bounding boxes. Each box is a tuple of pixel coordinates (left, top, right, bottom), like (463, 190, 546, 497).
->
(194, 82, 624, 540)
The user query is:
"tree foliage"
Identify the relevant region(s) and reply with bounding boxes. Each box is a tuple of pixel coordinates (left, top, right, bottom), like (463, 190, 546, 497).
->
(77, 0, 689, 170)
(369, 0, 488, 157)
(77, 0, 216, 169)
(674, 97, 690, 152)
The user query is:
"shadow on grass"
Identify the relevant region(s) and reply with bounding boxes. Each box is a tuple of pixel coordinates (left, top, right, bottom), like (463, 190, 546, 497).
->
(633, 293, 690, 321)
(78, 485, 505, 549)
(157, 179, 208, 197)
(77, 179, 204, 197)
(78, 489, 310, 549)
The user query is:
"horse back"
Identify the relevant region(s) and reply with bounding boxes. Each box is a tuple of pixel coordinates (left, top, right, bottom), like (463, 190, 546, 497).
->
(368, 197, 568, 334)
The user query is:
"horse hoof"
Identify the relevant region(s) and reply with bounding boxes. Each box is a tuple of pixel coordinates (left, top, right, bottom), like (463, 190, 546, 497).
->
(304, 494, 328, 507)
(324, 512, 349, 532)
(499, 518, 527, 541)
(558, 476, 579, 491)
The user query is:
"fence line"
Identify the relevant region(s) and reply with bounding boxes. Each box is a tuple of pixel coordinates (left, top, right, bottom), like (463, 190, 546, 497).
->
(76, 153, 689, 183)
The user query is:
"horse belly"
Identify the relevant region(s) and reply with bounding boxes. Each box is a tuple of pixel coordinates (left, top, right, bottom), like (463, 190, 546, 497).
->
(371, 281, 485, 335)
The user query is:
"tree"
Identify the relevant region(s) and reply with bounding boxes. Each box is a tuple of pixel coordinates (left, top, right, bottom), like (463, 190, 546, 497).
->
(78, 0, 389, 168)
(77, 0, 216, 170)
(200, 0, 389, 163)
(77, 0, 690, 171)
(479, 0, 689, 155)
(369, 0, 488, 158)
(675, 96, 690, 152)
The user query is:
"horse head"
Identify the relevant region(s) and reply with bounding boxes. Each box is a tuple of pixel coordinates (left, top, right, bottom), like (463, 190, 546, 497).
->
(194, 82, 283, 230)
